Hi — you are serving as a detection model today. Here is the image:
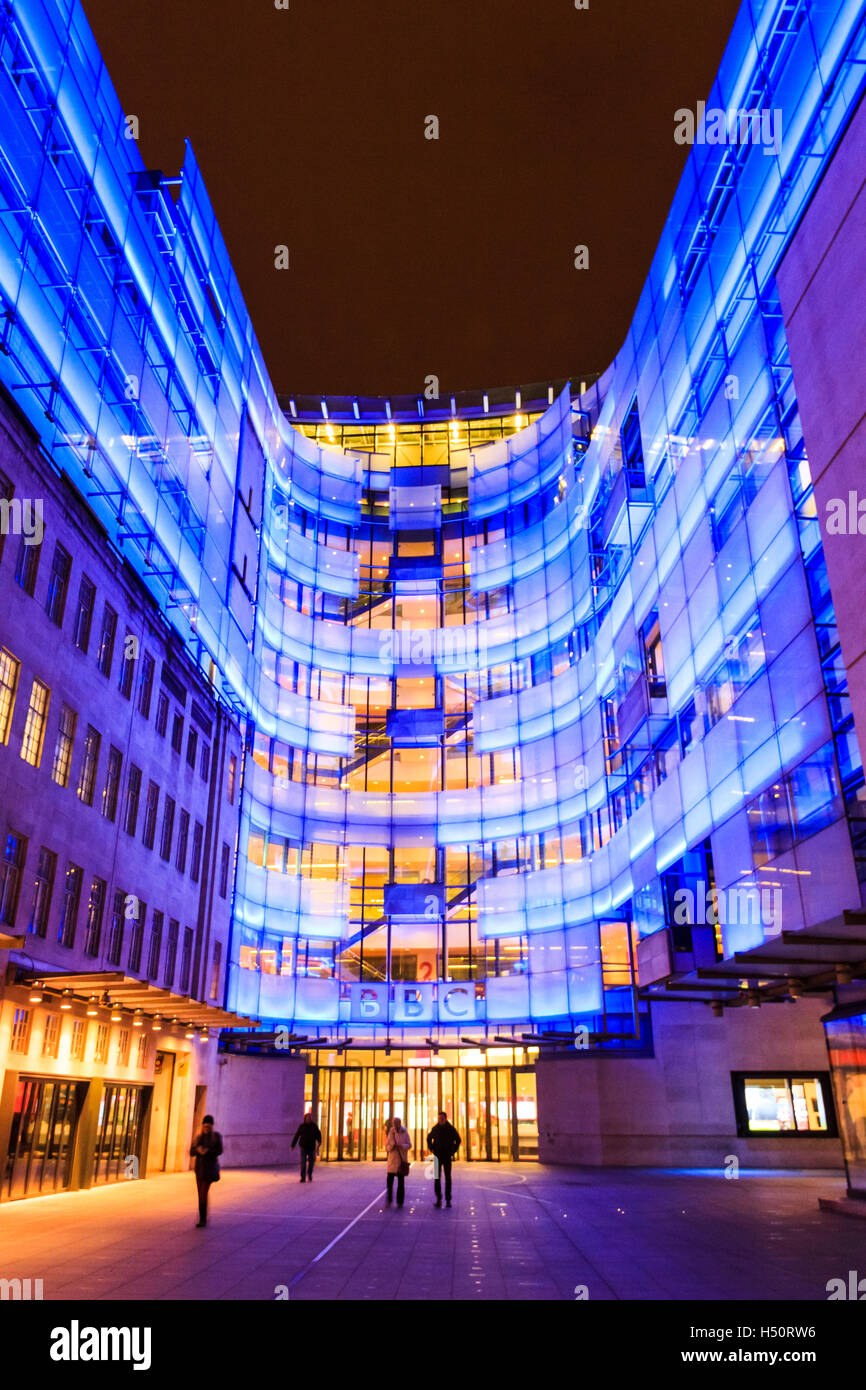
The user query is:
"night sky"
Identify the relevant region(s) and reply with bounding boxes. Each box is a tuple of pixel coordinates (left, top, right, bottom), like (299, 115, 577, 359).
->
(82, 0, 740, 398)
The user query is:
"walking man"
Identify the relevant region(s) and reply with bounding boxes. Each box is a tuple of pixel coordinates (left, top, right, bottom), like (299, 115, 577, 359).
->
(427, 1110, 461, 1208)
(190, 1113, 223, 1228)
(291, 1111, 322, 1182)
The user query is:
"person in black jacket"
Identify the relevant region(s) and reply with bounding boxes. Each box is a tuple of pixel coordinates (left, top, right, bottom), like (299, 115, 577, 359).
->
(427, 1111, 461, 1208)
(291, 1112, 322, 1182)
(189, 1114, 223, 1228)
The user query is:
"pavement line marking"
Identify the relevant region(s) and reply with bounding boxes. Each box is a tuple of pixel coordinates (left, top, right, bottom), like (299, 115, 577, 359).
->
(287, 1188, 386, 1291)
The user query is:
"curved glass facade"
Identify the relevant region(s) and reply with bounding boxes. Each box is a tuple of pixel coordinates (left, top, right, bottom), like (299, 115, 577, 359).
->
(1, 0, 866, 1044)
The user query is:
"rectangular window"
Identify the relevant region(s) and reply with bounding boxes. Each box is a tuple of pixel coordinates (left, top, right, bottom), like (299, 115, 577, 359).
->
(127, 900, 145, 973)
(102, 746, 123, 822)
(84, 876, 107, 956)
(210, 940, 222, 1000)
(219, 842, 231, 898)
(70, 1019, 87, 1062)
(155, 691, 169, 737)
(58, 863, 82, 947)
(136, 1033, 149, 1068)
(14, 533, 41, 596)
(94, 1022, 110, 1064)
(147, 910, 164, 979)
(171, 710, 184, 755)
(124, 765, 142, 836)
(76, 725, 101, 805)
(28, 847, 56, 938)
(118, 630, 136, 698)
(137, 651, 155, 718)
(116, 1028, 131, 1067)
(20, 678, 50, 767)
(42, 1013, 61, 1058)
(175, 809, 190, 873)
(0, 832, 26, 926)
(181, 927, 194, 993)
(107, 888, 127, 966)
(159, 795, 175, 861)
(96, 603, 117, 678)
(0, 648, 19, 744)
(10, 1007, 31, 1054)
(73, 575, 96, 652)
(45, 542, 71, 626)
(228, 752, 238, 804)
(732, 1072, 836, 1136)
(142, 782, 159, 850)
(191, 821, 204, 883)
(186, 725, 198, 770)
(164, 918, 179, 987)
(200, 741, 211, 782)
(51, 705, 77, 787)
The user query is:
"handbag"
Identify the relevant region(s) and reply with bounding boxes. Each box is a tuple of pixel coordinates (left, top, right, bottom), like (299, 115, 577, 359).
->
(394, 1127, 411, 1177)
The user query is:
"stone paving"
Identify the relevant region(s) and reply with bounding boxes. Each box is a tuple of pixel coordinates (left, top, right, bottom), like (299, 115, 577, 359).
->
(0, 1161, 860, 1300)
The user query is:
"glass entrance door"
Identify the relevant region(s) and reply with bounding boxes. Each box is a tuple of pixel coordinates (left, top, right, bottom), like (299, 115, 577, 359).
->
(308, 1062, 538, 1162)
(93, 1084, 146, 1183)
(342, 1069, 361, 1159)
(3, 1077, 87, 1199)
(514, 1068, 538, 1159)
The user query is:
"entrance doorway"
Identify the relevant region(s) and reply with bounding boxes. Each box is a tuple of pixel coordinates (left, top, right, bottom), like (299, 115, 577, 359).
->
(93, 1084, 147, 1184)
(147, 1051, 175, 1172)
(3, 1076, 87, 1199)
(307, 1059, 537, 1162)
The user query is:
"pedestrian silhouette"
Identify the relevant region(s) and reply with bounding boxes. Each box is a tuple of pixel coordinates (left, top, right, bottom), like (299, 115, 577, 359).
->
(291, 1111, 322, 1182)
(385, 1117, 412, 1207)
(427, 1110, 461, 1207)
(189, 1114, 223, 1228)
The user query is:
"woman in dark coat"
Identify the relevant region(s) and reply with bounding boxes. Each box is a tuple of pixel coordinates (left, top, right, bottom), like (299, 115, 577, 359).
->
(189, 1114, 223, 1227)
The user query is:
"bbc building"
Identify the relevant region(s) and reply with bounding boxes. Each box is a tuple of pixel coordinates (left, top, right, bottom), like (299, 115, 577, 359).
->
(1, 0, 866, 1201)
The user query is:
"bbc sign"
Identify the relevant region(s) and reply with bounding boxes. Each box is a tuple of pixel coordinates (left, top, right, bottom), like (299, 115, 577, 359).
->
(349, 983, 476, 1023)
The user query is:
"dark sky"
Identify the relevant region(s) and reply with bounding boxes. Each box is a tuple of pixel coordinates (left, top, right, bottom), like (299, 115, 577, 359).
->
(83, 0, 740, 398)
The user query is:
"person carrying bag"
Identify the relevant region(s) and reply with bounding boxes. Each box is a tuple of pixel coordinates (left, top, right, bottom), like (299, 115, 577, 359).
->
(384, 1117, 412, 1207)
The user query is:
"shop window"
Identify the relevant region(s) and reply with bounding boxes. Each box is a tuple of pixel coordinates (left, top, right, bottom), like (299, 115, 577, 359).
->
(732, 1072, 836, 1136)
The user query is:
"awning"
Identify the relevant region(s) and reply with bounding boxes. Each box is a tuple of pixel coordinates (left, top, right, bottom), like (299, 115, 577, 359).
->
(639, 908, 866, 1011)
(19, 970, 260, 1031)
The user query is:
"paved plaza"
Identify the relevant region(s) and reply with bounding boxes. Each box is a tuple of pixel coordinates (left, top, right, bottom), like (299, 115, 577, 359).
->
(0, 1162, 861, 1301)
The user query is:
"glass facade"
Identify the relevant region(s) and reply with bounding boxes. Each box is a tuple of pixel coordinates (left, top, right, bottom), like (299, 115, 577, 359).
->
(0, 0, 865, 1052)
